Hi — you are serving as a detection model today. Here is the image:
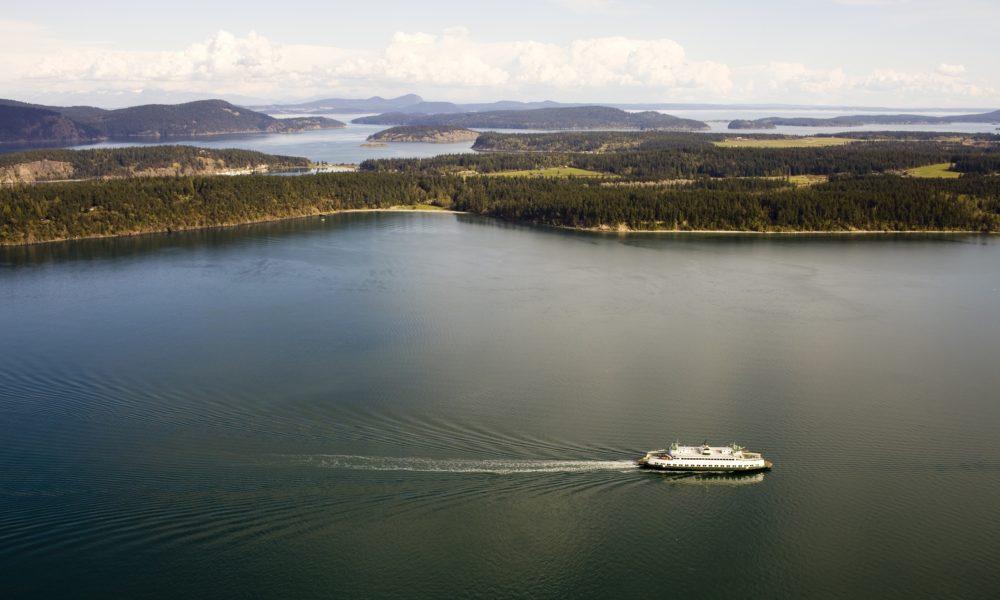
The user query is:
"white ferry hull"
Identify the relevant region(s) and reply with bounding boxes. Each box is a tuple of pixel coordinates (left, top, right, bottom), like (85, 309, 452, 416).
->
(637, 459, 773, 473)
(636, 443, 773, 473)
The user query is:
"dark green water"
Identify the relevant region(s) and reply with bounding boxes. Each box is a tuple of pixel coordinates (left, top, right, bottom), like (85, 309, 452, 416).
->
(2, 213, 999, 599)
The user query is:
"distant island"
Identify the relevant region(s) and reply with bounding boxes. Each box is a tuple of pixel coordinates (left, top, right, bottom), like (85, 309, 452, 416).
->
(0, 146, 311, 184)
(256, 93, 985, 117)
(0, 99, 345, 145)
(728, 109, 1000, 129)
(367, 126, 480, 143)
(252, 94, 582, 115)
(353, 106, 709, 131)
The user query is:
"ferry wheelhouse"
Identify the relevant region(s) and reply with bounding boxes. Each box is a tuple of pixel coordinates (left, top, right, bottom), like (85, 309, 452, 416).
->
(637, 442, 772, 472)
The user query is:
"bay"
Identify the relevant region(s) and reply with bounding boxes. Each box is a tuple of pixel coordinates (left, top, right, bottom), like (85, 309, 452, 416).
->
(1, 214, 999, 599)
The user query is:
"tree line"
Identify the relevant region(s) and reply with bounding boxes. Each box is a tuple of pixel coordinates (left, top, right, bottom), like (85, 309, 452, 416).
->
(3, 172, 999, 245)
(363, 140, 998, 179)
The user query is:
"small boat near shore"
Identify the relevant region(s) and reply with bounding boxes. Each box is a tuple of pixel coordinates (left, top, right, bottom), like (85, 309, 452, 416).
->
(637, 442, 772, 473)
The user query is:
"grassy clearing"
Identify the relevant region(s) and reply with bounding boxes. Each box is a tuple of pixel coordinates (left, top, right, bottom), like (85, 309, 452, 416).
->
(786, 174, 830, 187)
(714, 137, 855, 148)
(486, 167, 610, 178)
(904, 163, 961, 178)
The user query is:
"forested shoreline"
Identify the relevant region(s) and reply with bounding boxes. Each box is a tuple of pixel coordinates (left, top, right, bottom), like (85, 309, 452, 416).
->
(3, 132, 1000, 245)
(3, 171, 999, 245)
(0, 146, 311, 184)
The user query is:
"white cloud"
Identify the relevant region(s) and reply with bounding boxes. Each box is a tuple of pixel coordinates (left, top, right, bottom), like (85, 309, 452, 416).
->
(4, 26, 997, 106)
(937, 63, 966, 76)
(15, 29, 734, 100)
(736, 60, 995, 104)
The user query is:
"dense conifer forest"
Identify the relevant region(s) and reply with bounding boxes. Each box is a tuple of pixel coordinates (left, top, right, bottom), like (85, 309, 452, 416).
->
(3, 171, 999, 244)
(368, 135, 998, 179)
(3, 132, 1000, 244)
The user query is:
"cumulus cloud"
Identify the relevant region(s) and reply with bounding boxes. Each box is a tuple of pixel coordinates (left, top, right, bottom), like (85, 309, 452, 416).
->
(5, 26, 997, 106)
(736, 60, 994, 103)
(937, 63, 966, 76)
(16, 28, 735, 100)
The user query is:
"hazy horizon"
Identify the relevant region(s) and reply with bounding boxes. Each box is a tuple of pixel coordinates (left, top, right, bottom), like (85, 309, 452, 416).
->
(2, 0, 998, 109)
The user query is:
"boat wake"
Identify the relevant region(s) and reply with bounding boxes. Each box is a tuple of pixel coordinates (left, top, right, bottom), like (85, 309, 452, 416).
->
(291, 454, 638, 475)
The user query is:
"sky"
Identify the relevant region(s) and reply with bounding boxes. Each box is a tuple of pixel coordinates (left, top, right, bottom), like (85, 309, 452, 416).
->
(2, 0, 998, 108)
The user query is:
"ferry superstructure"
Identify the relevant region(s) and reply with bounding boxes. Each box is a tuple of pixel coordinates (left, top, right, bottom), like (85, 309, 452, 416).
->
(637, 442, 772, 472)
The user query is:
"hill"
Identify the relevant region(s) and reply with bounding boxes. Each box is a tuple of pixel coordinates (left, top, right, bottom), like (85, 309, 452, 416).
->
(0, 98, 345, 145)
(729, 110, 1000, 129)
(252, 95, 584, 115)
(79, 100, 343, 138)
(353, 106, 709, 131)
(0, 105, 102, 145)
(250, 94, 424, 114)
(367, 126, 480, 143)
(0, 145, 311, 184)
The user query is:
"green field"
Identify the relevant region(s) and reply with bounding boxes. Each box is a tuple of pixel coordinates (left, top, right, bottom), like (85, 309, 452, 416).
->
(486, 167, 609, 178)
(904, 163, 961, 178)
(784, 174, 830, 186)
(715, 137, 855, 148)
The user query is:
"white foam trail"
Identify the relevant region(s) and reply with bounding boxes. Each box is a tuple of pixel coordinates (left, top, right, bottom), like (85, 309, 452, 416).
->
(292, 454, 637, 474)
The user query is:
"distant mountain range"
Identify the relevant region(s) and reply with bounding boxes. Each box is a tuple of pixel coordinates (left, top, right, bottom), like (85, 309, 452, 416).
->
(0, 99, 344, 145)
(251, 94, 582, 115)
(253, 94, 998, 116)
(728, 110, 1000, 129)
(352, 106, 709, 131)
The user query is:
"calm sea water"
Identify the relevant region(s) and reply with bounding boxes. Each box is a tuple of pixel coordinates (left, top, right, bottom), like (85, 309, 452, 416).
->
(2, 214, 999, 599)
(62, 113, 478, 164)
(6, 109, 980, 163)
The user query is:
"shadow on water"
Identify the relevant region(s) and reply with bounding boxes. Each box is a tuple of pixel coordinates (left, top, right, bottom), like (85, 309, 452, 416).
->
(644, 470, 768, 486)
(0, 212, 467, 268)
(4, 209, 992, 269)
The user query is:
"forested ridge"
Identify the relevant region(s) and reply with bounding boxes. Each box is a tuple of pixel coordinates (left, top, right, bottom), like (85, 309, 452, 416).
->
(364, 142, 992, 179)
(3, 171, 999, 244)
(471, 130, 1000, 152)
(375, 131, 1000, 179)
(0, 146, 310, 182)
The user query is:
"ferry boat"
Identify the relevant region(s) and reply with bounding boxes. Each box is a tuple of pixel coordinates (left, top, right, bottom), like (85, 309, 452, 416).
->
(637, 442, 772, 472)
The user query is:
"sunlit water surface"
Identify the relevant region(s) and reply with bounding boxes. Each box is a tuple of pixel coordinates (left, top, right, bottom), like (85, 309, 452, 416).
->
(1, 214, 999, 599)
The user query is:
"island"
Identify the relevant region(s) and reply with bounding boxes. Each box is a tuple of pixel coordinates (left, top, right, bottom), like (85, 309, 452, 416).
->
(727, 119, 777, 130)
(253, 94, 582, 115)
(0, 98, 345, 145)
(728, 109, 1000, 129)
(367, 126, 480, 143)
(353, 106, 709, 131)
